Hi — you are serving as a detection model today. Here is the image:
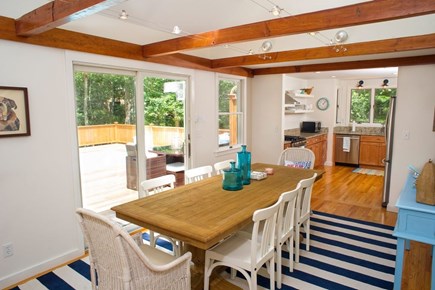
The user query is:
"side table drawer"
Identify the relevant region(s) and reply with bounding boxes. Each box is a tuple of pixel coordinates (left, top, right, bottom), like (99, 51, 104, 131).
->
(396, 209, 435, 243)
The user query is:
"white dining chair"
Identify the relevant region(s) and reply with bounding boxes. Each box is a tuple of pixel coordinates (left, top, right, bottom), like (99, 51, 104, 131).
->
(204, 196, 281, 290)
(278, 147, 315, 169)
(140, 174, 182, 256)
(294, 173, 317, 263)
(184, 165, 213, 184)
(76, 208, 191, 290)
(275, 185, 299, 288)
(213, 159, 235, 175)
(237, 186, 299, 288)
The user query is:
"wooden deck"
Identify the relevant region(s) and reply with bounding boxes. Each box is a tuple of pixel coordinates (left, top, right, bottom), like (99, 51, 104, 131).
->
(79, 144, 139, 213)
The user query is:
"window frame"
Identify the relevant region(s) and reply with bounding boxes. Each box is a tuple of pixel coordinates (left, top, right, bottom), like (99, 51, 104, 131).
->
(216, 74, 246, 153)
(349, 86, 396, 126)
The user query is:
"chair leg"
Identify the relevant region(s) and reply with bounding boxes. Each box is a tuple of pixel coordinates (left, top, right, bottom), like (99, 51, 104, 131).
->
(149, 230, 156, 247)
(289, 236, 294, 272)
(204, 257, 211, 290)
(295, 225, 300, 263)
(276, 245, 282, 289)
(250, 270, 257, 290)
(230, 268, 237, 279)
(305, 220, 311, 252)
(270, 257, 275, 290)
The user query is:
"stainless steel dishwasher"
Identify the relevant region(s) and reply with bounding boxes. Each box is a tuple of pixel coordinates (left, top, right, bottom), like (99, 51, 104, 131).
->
(335, 134, 360, 165)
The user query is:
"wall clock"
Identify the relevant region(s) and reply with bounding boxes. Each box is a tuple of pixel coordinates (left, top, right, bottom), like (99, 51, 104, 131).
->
(316, 97, 329, 111)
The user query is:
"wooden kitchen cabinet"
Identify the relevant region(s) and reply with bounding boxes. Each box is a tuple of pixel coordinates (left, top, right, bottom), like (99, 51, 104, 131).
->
(306, 134, 327, 168)
(359, 135, 386, 168)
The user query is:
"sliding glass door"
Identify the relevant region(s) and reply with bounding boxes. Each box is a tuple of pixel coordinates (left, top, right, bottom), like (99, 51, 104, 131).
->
(73, 66, 190, 212)
(74, 66, 138, 213)
(142, 75, 188, 188)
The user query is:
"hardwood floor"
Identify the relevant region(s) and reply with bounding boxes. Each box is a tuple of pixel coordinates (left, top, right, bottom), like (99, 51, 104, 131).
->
(312, 165, 431, 290)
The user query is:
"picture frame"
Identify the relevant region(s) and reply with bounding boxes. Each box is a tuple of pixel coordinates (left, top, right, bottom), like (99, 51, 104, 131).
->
(0, 86, 31, 137)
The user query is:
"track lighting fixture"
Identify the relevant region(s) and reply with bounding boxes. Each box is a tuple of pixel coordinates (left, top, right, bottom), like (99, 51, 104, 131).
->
(119, 10, 128, 20)
(270, 5, 283, 16)
(172, 25, 182, 34)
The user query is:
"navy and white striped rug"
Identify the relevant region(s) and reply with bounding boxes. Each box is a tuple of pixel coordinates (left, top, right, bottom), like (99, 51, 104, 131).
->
(11, 211, 396, 290)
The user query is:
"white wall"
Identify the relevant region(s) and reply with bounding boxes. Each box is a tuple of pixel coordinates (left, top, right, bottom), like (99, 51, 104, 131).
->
(0, 40, 248, 288)
(388, 65, 435, 211)
(0, 41, 83, 287)
(251, 74, 283, 163)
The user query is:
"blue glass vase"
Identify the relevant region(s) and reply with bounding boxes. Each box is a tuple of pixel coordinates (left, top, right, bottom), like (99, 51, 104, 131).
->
(222, 161, 243, 191)
(237, 145, 251, 185)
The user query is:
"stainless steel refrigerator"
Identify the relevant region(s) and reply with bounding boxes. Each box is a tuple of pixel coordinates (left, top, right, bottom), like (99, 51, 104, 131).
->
(382, 95, 396, 207)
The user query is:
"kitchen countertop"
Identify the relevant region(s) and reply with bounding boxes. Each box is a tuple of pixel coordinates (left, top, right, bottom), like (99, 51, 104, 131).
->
(333, 126, 385, 136)
(284, 127, 328, 138)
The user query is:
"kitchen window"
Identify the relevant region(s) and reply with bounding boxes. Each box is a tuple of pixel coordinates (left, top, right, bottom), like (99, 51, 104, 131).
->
(217, 76, 245, 149)
(350, 87, 397, 125)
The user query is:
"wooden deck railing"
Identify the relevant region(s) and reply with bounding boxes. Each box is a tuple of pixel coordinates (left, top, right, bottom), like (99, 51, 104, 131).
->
(77, 123, 230, 147)
(77, 124, 185, 147)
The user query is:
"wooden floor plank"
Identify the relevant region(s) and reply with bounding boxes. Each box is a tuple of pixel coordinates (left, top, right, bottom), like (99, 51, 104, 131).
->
(312, 165, 430, 290)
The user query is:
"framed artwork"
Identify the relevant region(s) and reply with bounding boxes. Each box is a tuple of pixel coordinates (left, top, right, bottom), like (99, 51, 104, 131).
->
(0, 86, 31, 137)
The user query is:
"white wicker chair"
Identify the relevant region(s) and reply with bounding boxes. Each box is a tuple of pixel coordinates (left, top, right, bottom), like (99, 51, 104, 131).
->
(213, 159, 235, 175)
(204, 197, 281, 290)
(185, 165, 213, 184)
(294, 173, 317, 263)
(277, 148, 315, 169)
(76, 208, 191, 290)
(141, 174, 182, 256)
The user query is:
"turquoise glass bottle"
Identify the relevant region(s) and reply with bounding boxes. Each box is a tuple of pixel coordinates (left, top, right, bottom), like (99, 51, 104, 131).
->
(222, 161, 243, 191)
(237, 145, 251, 185)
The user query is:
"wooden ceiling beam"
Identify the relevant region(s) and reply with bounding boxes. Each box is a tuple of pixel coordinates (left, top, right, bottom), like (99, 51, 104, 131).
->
(0, 16, 251, 78)
(142, 0, 435, 57)
(211, 34, 435, 68)
(252, 55, 435, 75)
(146, 54, 253, 77)
(15, 0, 124, 36)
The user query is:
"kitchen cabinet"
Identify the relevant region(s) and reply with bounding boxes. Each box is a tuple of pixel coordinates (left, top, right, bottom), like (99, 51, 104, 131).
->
(306, 134, 327, 168)
(359, 135, 386, 167)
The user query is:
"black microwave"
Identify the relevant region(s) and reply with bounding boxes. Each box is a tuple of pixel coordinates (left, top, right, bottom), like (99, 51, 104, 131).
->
(301, 121, 321, 133)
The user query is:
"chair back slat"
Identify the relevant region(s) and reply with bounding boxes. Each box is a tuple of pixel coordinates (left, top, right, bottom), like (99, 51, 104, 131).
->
(250, 198, 281, 265)
(185, 165, 212, 184)
(141, 174, 176, 196)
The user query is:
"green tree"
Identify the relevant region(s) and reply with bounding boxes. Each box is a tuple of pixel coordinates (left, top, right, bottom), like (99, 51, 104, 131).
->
(350, 89, 371, 123)
(143, 77, 184, 127)
(74, 72, 135, 126)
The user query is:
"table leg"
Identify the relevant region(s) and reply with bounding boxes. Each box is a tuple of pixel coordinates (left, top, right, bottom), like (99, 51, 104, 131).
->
(394, 238, 405, 290)
(432, 245, 435, 290)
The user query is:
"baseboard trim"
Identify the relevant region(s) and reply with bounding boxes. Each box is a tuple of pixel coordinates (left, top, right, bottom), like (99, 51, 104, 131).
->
(1, 249, 84, 289)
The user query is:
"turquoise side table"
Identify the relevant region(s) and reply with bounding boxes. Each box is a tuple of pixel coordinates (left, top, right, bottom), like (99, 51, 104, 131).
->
(393, 174, 435, 290)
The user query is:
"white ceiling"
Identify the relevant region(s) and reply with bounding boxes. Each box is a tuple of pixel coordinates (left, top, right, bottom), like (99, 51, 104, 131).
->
(1, 0, 434, 79)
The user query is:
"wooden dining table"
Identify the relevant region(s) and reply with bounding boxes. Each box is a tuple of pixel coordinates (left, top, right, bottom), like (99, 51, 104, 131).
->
(112, 163, 322, 289)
